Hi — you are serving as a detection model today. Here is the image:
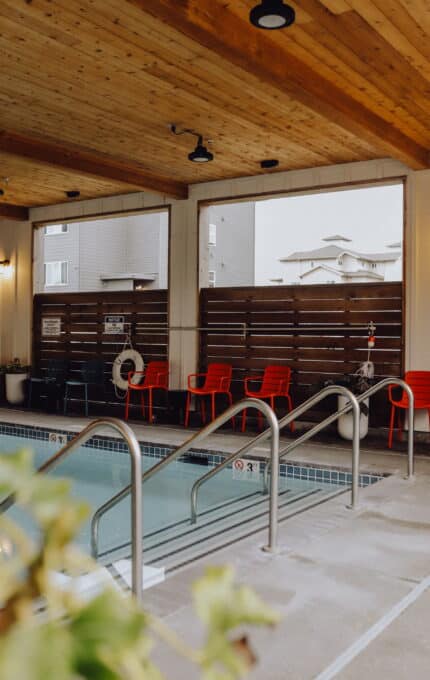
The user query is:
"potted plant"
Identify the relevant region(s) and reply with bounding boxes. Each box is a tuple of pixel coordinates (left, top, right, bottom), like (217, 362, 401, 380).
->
(321, 325, 377, 441)
(5, 357, 30, 405)
(324, 364, 373, 440)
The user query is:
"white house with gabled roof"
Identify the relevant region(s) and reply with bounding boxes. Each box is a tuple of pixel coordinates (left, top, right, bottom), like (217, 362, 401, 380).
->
(278, 235, 402, 285)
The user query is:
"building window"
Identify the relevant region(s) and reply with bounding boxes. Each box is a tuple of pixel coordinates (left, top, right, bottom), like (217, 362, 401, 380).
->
(208, 270, 216, 287)
(44, 261, 68, 286)
(209, 223, 217, 246)
(45, 224, 68, 235)
(371, 263, 377, 269)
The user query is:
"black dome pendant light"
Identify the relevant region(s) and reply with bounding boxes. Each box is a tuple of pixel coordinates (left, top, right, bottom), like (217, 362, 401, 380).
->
(170, 124, 214, 163)
(250, 0, 295, 29)
(188, 136, 213, 163)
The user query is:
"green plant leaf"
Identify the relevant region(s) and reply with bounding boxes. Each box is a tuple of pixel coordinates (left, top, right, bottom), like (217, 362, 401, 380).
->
(70, 591, 149, 678)
(193, 567, 279, 680)
(193, 566, 279, 631)
(0, 449, 33, 497)
(0, 620, 72, 680)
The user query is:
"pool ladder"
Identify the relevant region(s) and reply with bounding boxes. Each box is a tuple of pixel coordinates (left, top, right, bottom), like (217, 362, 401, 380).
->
(91, 378, 415, 565)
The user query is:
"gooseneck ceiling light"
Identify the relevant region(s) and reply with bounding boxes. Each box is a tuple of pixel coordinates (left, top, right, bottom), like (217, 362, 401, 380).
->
(188, 135, 213, 163)
(170, 124, 214, 163)
(250, 0, 295, 29)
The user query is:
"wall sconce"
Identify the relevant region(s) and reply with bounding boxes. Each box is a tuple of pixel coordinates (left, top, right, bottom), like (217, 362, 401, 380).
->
(0, 259, 12, 278)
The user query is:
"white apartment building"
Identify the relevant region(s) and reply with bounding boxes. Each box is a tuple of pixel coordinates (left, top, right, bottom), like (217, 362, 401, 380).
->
(200, 202, 255, 287)
(279, 234, 402, 285)
(33, 211, 169, 293)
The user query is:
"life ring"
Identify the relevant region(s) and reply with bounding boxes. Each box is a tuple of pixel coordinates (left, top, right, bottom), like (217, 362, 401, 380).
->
(112, 349, 144, 391)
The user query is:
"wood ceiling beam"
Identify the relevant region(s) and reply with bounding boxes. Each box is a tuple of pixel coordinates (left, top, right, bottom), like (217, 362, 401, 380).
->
(130, 0, 430, 170)
(0, 202, 29, 221)
(0, 131, 188, 200)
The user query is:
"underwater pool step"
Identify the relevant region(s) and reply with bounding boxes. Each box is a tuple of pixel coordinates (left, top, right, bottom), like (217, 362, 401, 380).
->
(99, 483, 350, 571)
(142, 487, 341, 568)
(100, 486, 308, 565)
(97, 486, 267, 563)
(147, 487, 348, 573)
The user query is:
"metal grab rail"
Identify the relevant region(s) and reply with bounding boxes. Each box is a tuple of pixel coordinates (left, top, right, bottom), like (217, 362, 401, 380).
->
(193, 385, 360, 510)
(276, 377, 414, 473)
(262, 378, 415, 502)
(0, 418, 143, 604)
(188, 400, 280, 551)
(90, 398, 279, 557)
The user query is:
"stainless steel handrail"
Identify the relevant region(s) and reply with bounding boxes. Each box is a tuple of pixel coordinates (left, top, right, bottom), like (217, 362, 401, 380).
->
(188, 400, 280, 550)
(262, 378, 415, 502)
(279, 377, 414, 473)
(0, 418, 143, 604)
(90, 398, 279, 556)
(194, 385, 360, 510)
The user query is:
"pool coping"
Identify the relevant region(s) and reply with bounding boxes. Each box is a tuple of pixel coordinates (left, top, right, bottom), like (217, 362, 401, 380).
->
(0, 420, 386, 488)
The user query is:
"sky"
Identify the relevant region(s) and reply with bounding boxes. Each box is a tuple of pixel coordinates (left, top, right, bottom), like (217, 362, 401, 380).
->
(254, 183, 403, 284)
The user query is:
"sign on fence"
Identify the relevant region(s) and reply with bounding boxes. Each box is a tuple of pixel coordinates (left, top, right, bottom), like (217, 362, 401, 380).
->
(104, 315, 125, 334)
(42, 317, 61, 336)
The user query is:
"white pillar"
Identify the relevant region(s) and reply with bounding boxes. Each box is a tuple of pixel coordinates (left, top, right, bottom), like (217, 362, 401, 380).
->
(168, 199, 199, 389)
(405, 170, 430, 430)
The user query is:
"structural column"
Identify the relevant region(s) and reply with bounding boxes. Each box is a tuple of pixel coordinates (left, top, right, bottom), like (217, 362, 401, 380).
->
(0, 219, 32, 364)
(168, 198, 200, 389)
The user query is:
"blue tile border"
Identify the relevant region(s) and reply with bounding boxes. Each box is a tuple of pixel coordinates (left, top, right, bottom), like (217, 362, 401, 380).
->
(0, 420, 385, 489)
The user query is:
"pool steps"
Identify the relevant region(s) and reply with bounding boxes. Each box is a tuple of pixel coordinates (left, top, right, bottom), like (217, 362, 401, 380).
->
(99, 484, 347, 574)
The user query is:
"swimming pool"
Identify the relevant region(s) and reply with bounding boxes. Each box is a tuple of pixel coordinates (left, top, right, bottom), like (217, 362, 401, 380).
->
(0, 426, 385, 571)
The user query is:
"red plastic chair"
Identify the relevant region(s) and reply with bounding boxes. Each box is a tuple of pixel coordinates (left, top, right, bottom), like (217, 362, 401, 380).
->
(185, 363, 233, 427)
(125, 361, 169, 423)
(388, 371, 430, 448)
(241, 365, 294, 432)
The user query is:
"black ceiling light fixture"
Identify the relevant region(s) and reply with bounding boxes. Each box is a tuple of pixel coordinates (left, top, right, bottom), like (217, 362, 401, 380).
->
(250, 0, 295, 29)
(260, 159, 279, 169)
(65, 190, 80, 199)
(0, 177, 10, 198)
(188, 135, 214, 163)
(170, 124, 214, 163)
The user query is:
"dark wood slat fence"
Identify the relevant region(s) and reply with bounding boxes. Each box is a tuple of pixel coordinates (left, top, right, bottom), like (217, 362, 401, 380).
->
(199, 282, 403, 427)
(33, 290, 168, 416)
(33, 283, 403, 426)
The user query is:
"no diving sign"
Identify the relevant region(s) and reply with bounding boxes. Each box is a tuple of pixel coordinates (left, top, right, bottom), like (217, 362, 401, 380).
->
(233, 458, 260, 482)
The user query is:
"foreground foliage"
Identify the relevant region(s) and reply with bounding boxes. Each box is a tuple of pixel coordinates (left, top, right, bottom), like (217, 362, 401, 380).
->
(0, 450, 278, 679)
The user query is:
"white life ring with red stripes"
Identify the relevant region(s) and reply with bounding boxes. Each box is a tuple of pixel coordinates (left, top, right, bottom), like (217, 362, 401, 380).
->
(112, 349, 144, 391)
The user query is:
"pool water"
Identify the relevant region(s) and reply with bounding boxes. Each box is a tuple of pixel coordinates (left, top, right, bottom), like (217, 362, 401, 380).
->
(0, 433, 350, 562)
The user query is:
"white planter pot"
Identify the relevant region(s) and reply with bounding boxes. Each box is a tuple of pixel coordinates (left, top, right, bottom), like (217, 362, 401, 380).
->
(337, 395, 369, 440)
(6, 373, 29, 405)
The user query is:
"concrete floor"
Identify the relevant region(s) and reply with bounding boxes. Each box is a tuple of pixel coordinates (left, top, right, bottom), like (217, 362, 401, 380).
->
(1, 408, 430, 678)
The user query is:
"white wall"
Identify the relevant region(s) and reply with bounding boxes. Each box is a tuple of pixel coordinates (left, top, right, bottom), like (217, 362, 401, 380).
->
(0, 219, 32, 364)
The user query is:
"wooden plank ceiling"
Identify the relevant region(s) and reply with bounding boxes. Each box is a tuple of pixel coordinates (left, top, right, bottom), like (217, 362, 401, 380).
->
(0, 0, 429, 215)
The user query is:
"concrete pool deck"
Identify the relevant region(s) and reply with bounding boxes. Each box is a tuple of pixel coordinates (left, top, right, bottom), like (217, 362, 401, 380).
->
(1, 408, 429, 678)
(0, 407, 420, 477)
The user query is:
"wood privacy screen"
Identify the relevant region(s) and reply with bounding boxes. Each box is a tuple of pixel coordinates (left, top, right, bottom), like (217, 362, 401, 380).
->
(200, 282, 403, 426)
(33, 283, 402, 424)
(33, 291, 168, 414)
